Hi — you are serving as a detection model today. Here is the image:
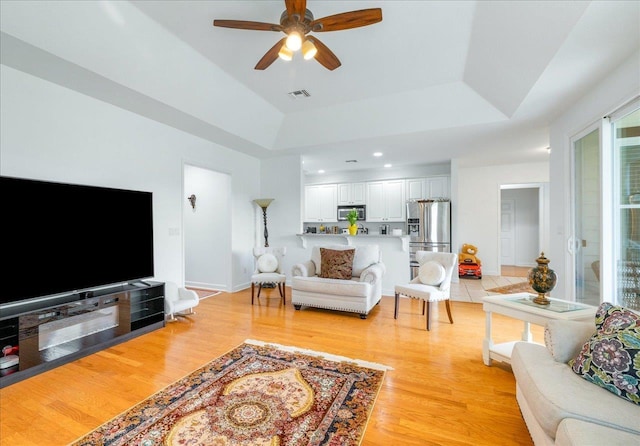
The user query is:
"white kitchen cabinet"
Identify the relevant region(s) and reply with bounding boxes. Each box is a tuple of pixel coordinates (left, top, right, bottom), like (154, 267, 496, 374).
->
(406, 178, 425, 200)
(427, 176, 450, 199)
(366, 180, 406, 222)
(304, 184, 337, 222)
(405, 176, 450, 200)
(337, 182, 366, 205)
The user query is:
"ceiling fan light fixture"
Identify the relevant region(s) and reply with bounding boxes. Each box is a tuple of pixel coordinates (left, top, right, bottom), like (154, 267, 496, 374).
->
(278, 45, 293, 61)
(214, 4, 382, 71)
(301, 39, 317, 60)
(285, 31, 302, 51)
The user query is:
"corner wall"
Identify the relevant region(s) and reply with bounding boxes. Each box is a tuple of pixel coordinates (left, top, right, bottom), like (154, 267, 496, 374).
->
(255, 155, 304, 287)
(454, 162, 549, 275)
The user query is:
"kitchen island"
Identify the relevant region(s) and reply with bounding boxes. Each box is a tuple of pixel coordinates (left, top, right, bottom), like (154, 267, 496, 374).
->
(295, 233, 410, 296)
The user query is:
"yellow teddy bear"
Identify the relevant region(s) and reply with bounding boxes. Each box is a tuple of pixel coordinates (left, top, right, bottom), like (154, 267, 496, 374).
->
(459, 243, 481, 265)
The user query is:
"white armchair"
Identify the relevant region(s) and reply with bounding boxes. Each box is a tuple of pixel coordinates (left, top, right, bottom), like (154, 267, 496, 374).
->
(291, 245, 385, 319)
(164, 281, 199, 322)
(394, 251, 457, 330)
(251, 247, 287, 305)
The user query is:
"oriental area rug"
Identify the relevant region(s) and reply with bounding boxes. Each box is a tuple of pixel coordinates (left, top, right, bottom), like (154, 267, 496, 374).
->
(70, 340, 390, 446)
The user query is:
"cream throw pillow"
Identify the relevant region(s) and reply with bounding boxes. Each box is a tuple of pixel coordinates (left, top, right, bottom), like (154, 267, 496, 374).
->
(257, 253, 278, 273)
(544, 320, 595, 363)
(418, 261, 445, 286)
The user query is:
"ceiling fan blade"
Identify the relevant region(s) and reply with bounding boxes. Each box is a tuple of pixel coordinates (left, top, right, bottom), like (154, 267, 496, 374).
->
(309, 37, 341, 71)
(310, 8, 382, 32)
(255, 37, 287, 70)
(285, 0, 307, 19)
(213, 19, 282, 32)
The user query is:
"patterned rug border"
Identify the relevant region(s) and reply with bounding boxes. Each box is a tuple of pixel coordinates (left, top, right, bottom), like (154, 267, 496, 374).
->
(69, 340, 391, 446)
(244, 339, 395, 371)
(66, 341, 248, 446)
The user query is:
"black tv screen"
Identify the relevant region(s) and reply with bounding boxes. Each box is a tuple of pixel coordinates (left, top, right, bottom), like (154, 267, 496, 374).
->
(0, 176, 154, 305)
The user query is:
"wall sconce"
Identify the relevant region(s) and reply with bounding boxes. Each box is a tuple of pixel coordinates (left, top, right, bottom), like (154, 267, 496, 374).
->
(253, 198, 274, 247)
(188, 194, 196, 210)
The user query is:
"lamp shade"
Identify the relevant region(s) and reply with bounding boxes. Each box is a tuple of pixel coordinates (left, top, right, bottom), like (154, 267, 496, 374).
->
(302, 39, 317, 60)
(285, 31, 302, 51)
(253, 198, 274, 209)
(278, 45, 293, 61)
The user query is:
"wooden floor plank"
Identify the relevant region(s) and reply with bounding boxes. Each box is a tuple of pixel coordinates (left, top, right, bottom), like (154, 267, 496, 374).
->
(0, 290, 538, 445)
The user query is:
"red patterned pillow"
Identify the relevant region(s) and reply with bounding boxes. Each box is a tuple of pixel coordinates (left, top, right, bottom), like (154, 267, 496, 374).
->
(319, 248, 355, 280)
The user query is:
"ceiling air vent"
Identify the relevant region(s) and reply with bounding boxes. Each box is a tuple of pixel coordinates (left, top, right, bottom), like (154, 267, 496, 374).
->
(288, 89, 311, 99)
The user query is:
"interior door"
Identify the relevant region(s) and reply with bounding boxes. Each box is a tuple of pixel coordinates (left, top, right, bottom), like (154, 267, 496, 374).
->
(501, 199, 516, 266)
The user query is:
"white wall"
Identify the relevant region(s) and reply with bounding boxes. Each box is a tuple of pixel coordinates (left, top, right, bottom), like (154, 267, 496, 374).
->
(257, 155, 304, 287)
(549, 51, 640, 299)
(501, 188, 539, 266)
(183, 165, 231, 291)
(454, 163, 549, 275)
(0, 65, 260, 290)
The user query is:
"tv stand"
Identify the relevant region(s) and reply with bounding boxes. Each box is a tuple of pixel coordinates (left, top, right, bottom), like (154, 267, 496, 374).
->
(0, 281, 164, 388)
(131, 280, 151, 287)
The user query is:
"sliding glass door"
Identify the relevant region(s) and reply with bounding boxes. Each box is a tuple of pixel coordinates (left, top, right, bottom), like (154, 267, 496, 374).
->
(613, 104, 640, 310)
(572, 128, 601, 306)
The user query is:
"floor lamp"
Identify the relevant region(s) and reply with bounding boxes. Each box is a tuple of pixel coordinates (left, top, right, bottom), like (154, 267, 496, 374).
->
(253, 198, 274, 247)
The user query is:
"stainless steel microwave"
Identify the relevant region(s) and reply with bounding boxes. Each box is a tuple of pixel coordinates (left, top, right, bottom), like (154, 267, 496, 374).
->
(337, 205, 366, 221)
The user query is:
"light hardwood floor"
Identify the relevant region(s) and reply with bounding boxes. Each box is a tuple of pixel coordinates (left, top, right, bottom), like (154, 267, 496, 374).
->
(0, 289, 542, 445)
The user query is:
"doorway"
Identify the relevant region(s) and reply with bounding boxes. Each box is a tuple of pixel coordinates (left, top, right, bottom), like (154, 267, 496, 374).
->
(183, 164, 232, 291)
(499, 184, 546, 275)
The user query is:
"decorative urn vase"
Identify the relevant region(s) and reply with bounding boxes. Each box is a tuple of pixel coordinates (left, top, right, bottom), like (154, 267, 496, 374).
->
(348, 224, 358, 235)
(528, 252, 557, 305)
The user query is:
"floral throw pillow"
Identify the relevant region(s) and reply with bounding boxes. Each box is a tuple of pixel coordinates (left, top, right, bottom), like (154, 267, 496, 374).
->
(569, 302, 640, 405)
(319, 248, 355, 280)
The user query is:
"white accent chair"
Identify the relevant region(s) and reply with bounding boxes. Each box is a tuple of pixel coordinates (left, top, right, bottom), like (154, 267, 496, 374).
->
(164, 281, 199, 322)
(394, 251, 457, 330)
(291, 245, 385, 319)
(251, 247, 287, 305)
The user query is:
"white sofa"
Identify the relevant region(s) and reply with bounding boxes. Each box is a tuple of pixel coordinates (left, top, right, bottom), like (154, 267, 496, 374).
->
(511, 319, 640, 445)
(291, 244, 385, 319)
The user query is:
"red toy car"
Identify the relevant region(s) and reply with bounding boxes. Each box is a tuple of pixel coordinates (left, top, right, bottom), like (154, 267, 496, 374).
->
(459, 260, 482, 279)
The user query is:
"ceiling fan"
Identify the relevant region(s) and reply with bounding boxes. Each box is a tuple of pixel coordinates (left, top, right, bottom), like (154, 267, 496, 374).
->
(213, 0, 382, 71)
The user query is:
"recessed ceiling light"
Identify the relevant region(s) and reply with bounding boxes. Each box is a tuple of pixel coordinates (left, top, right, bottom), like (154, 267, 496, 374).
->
(318, 169, 325, 174)
(373, 152, 383, 157)
(384, 164, 392, 168)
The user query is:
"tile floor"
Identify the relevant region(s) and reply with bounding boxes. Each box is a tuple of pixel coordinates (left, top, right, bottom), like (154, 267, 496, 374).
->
(450, 265, 529, 303)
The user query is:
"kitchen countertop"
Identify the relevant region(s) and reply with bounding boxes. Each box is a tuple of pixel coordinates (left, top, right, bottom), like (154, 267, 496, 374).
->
(296, 233, 409, 250)
(297, 232, 406, 237)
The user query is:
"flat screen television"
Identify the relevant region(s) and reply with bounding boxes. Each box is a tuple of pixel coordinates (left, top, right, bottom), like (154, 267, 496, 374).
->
(0, 176, 154, 306)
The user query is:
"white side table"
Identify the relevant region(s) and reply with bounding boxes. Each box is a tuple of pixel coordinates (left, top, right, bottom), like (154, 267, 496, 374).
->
(482, 293, 596, 366)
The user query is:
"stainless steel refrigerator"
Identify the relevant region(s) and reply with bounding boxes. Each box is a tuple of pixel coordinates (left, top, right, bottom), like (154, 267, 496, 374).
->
(407, 199, 451, 279)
